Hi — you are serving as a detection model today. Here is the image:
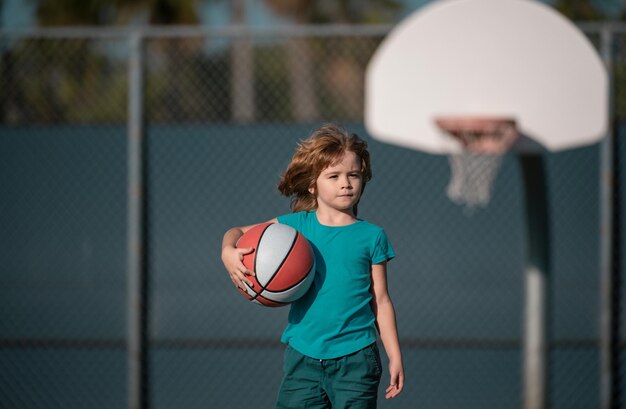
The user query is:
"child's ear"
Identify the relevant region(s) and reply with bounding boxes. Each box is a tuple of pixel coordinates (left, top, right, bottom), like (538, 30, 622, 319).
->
(308, 185, 315, 195)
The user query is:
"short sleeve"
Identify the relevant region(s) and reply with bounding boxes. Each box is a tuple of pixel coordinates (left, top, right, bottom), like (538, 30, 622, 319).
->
(277, 212, 301, 230)
(371, 229, 395, 265)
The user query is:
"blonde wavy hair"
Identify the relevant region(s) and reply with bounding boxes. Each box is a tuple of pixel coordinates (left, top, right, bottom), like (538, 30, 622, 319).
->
(278, 124, 372, 216)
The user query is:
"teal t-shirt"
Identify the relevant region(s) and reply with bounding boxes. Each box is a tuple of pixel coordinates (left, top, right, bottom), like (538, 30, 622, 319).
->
(277, 211, 395, 359)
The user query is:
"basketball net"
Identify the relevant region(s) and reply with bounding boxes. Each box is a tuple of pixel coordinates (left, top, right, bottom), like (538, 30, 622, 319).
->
(435, 117, 518, 208)
(446, 151, 503, 207)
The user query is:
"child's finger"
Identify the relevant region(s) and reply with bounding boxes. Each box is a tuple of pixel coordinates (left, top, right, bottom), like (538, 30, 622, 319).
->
(385, 384, 399, 399)
(397, 372, 405, 391)
(237, 269, 255, 288)
(237, 248, 256, 276)
(233, 277, 252, 291)
(385, 376, 397, 394)
(229, 268, 251, 289)
(385, 372, 403, 399)
(243, 277, 254, 288)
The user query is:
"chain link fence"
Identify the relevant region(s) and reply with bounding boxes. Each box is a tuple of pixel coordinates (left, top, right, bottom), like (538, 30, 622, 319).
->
(0, 24, 624, 409)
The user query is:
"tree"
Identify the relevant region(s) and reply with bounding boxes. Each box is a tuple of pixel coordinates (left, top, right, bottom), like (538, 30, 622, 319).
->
(553, 0, 605, 21)
(33, 0, 200, 26)
(22, 0, 204, 123)
(264, 0, 401, 24)
(262, 0, 401, 122)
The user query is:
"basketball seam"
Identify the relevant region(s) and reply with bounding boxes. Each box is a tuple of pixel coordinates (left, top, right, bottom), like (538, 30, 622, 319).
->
(253, 293, 284, 307)
(247, 223, 273, 303)
(250, 225, 298, 304)
(263, 259, 314, 294)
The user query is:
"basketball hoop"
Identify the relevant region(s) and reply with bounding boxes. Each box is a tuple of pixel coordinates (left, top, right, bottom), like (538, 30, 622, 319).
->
(434, 117, 518, 208)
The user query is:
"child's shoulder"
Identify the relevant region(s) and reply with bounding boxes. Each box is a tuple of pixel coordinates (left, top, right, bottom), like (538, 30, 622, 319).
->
(277, 210, 311, 221)
(355, 218, 388, 236)
(356, 216, 384, 229)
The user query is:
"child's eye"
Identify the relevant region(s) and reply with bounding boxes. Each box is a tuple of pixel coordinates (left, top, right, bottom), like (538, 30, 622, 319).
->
(329, 175, 338, 179)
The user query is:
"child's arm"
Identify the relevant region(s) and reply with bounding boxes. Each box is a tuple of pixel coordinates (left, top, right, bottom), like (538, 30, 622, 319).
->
(221, 219, 277, 290)
(370, 261, 404, 399)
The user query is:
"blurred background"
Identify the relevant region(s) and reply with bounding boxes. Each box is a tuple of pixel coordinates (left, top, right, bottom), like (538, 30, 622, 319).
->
(1, 0, 625, 408)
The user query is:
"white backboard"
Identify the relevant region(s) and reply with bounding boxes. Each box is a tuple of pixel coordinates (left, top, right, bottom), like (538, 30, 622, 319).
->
(365, 0, 608, 154)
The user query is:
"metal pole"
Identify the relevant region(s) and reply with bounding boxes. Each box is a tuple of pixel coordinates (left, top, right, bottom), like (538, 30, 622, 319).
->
(520, 154, 550, 409)
(127, 30, 148, 409)
(230, 0, 254, 122)
(599, 23, 617, 409)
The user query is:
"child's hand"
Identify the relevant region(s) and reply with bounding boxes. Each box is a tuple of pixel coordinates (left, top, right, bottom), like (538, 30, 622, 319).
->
(385, 359, 404, 399)
(221, 245, 255, 290)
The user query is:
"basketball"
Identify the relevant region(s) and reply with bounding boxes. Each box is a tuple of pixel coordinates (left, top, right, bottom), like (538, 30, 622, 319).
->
(236, 222, 315, 307)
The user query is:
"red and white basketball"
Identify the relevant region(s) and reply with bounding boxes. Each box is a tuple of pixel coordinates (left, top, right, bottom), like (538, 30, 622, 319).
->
(236, 222, 315, 307)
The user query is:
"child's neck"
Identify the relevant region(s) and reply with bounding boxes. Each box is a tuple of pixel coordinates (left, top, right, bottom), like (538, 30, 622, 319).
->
(315, 208, 357, 226)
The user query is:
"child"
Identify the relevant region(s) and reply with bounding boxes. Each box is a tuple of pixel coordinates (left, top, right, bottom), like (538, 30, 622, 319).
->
(221, 124, 404, 407)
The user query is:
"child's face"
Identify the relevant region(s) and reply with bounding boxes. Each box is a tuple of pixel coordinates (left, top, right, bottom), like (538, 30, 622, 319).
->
(309, 151, 363, 215)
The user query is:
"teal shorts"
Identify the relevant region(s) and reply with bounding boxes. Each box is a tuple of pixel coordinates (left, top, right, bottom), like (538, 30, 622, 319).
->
(276, 343, 382, 409)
